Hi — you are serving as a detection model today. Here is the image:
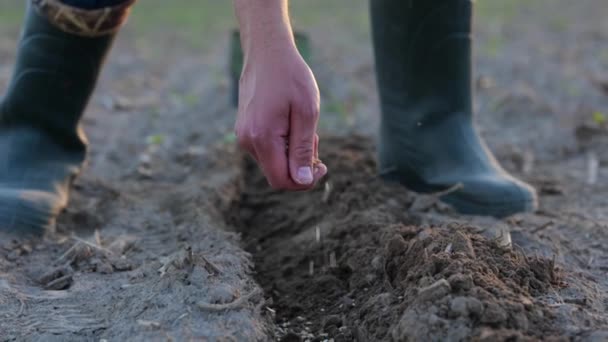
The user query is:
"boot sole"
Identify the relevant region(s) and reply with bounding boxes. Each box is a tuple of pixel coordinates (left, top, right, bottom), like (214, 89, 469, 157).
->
(440, 193, 538, 218)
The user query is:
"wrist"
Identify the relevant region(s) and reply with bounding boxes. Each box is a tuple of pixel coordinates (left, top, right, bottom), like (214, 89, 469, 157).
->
(234, 0, 297, 62)
(244, 38, 299, 68)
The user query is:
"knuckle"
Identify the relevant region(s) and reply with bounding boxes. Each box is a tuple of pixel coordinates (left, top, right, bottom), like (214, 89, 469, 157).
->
(293, 143, 314, 159)
(237, 127, 267, 148)
(299, 109, 319, 122)
(250, 132, 267, 146)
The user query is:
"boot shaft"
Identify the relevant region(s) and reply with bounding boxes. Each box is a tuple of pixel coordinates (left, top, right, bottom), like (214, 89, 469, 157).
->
(371, 0, 474, 125)
(0, 0, 134, 151)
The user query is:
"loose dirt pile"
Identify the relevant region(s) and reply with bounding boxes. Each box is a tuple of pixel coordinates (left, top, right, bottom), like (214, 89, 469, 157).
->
(228, 136, 597, 341)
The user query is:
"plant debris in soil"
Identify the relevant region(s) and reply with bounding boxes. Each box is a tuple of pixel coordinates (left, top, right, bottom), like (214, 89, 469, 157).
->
(227, 136, 578, 342)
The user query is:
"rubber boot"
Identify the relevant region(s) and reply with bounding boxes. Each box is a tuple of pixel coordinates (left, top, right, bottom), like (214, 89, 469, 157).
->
(0, 0, 134, 234)
(370, 0, 537, 217)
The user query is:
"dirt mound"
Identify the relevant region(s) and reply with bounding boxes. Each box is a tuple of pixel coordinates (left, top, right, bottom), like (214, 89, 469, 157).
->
(385, 226, 562, 341)
(228, 136, 570, 341)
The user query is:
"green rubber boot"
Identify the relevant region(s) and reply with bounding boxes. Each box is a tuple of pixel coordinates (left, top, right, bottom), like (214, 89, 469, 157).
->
(0, 0, 134, 234)
(371, 0, 537, 217)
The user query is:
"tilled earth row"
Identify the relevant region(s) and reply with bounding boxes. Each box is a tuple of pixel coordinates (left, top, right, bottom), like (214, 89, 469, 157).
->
(227, 137, 608, 341)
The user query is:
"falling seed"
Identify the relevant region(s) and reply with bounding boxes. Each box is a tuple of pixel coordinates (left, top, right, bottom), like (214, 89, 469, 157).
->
(322, 182, 333, 202)
(497, 229, 513, 249)
(309, 260, 314, 276)
(329, 252, 337, 268)
(587, 152, 599, 185)
(316, 226, 321, 243)
(94, 230, 102, 246)
(444, 243, 453, 254)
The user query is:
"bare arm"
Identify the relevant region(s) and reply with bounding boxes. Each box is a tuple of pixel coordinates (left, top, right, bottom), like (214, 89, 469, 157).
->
(234, 0, 295, 60)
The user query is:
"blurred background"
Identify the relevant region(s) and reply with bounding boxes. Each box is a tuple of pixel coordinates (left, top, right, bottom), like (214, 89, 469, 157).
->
(0, 0, 607, 186)
(1, 0, 607, 133)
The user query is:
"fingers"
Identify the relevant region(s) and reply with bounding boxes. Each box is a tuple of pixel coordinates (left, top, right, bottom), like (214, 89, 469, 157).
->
(236, 94, 326, 191)
(237, 131, 286, 188)
(312, 134, 327, 183)
(235, 126, 260, 162)
(253, 135, 293, 189)
(288, 104, 319, 186)
(313, 162, 328, 183)
(237, 128, 302, 190)
(314, 133, 319, 160)
(238, 132, 325, 190)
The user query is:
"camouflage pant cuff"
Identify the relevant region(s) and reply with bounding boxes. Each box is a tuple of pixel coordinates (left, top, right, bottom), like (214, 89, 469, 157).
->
(31, 0, 137, 37)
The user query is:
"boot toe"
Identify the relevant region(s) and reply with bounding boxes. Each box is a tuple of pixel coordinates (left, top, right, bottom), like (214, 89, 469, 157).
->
(0, 188, 61, 235)
(440, 175, 538, 218)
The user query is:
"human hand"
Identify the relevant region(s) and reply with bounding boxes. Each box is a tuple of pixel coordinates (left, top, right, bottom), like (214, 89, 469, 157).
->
(235, 47, 328, 190)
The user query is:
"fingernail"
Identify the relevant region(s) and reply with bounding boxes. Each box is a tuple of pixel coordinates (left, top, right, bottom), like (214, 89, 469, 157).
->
(296, 166, 314, 185)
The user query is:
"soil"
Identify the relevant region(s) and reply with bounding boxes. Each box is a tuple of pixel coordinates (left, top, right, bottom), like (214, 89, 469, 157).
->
(1, 0, 608, 341)
(227, 137, 603, 341)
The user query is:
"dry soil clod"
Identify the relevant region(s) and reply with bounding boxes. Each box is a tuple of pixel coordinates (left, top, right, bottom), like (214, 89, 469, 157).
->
(197, 287, 263, 312)
(417, 279, 452, 302)
(38, 265, 74, 290)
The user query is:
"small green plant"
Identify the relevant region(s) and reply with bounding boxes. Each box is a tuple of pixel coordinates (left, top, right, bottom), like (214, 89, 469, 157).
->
(147, 134, 166, 146)
(592, 111, 606, 126)
(483, 36, 504, 57)
(183, 93, 199, 107)
(222, 132, 237, 144)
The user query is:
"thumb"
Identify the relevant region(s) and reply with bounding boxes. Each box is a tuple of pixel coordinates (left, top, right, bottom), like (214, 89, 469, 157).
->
(289, 106, 319, 186)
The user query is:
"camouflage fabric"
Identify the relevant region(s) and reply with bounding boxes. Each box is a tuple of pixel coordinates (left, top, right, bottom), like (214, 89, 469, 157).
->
(31, 0, 136, 37)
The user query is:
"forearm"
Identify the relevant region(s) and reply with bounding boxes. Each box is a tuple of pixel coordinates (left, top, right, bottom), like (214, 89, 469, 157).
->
(234, 0, 297, 60)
